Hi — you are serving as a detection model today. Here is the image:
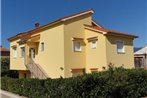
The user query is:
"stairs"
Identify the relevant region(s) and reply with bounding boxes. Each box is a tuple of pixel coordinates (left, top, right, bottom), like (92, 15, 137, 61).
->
(25, 57, 48, 79)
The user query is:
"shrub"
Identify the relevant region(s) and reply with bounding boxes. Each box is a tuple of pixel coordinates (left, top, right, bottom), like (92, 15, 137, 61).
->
(1, 58, 18, 78)
(1, 67, 147, 98)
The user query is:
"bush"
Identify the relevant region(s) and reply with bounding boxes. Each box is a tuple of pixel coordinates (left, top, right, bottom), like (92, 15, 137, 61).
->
(1, 67, 147, 98)
(1, 58, 18, 78)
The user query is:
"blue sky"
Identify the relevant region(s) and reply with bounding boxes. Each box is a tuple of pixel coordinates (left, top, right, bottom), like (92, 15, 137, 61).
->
(2, 0, 147, 48)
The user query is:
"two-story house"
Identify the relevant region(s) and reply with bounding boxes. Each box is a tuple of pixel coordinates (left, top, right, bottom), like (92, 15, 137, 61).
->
(8, 9, 138, 79)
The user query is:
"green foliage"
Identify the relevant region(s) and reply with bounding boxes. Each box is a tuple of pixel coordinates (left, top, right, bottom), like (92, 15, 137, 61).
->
(1, 58, 10, 72)
(1, 58, 18, 78)
(1, 68, 147, 98)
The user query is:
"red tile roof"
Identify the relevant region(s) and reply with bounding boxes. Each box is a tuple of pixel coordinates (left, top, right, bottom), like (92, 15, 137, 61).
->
(84, 24, 138, 38)
(0, 46, 10, 52)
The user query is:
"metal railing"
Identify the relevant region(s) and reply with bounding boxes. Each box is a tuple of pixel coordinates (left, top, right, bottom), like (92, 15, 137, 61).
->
(25, 56, 48, 79)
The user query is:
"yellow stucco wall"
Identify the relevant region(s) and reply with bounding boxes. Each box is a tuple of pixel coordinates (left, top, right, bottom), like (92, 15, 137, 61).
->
(64, 14, 92, 77)
(85, 29, 107, 72)
(33, 24, 65, 78)
(10, 24, 65, 78)
(105, 35, 134, 68)
(10, 39, 27, 70)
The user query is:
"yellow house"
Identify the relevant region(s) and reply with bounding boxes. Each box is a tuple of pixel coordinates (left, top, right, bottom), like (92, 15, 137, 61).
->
(8, 9, 138, 79)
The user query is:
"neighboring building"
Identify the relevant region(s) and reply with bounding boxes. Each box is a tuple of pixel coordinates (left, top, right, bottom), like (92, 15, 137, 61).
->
(8, 9, 138, 79)
(134, 46, 147, 69)
(134, 47, 142, 52)
(0, 46, 10, 59)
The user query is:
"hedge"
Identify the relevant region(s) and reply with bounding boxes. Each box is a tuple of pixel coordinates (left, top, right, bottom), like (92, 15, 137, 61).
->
(1, 67, 147, 98)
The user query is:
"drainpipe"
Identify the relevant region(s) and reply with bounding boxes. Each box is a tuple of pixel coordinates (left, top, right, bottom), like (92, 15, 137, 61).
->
(144, 53, 147, 69)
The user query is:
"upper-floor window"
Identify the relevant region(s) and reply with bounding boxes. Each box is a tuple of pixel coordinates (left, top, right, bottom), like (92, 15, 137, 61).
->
(116, 41, 125, 53)
(91, 41, 97, 49)
(12, 47, 17, 58)
(41, 42, 44, 52)
(87, 36, 98, 49)
(20, 47, 25, 57)
(73, 41, 81, 52)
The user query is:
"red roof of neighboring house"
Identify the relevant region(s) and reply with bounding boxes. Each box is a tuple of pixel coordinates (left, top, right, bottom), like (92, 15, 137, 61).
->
(84, 23, 138, 38)
(0, 46, 10, 52)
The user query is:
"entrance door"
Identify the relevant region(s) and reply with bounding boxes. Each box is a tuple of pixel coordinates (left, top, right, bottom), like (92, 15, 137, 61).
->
(29, 48, 35, 60)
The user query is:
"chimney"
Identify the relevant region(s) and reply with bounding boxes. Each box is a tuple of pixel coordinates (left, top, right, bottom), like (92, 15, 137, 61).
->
(35, 23, 40, 28)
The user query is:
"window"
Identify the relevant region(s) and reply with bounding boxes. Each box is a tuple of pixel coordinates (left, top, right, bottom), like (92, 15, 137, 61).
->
(71, 69, 85, 77)
(91, 41, 97, 49)
(13, 47, 17, 58)
(116, 41, 125, 53)
(20, 47, 25, 57)
(41, 42, 44, 51)
(73, 41, 81, 52)
(90, 68, 98, 73)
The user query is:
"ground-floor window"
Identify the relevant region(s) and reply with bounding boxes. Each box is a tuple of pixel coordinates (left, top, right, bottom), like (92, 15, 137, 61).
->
(71, 68, 85, 77)
(18, 71, 31, 78)
(90, 68, 98, 73)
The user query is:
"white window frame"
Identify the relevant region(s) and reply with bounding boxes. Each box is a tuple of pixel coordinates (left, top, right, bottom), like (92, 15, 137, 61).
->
(116, 40, 125, 53)
(73, 41, 81, 52)
(20, 47, 25, 57)
(41, 42, 44, 52)
(13, 47, 17, 58)
(91, 41, 97, 49)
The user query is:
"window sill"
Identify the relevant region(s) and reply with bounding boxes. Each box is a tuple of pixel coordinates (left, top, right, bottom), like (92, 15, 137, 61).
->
(74, 51, 82, 52)
(91, 48, 96, 49)
(117, 52, 125, 54)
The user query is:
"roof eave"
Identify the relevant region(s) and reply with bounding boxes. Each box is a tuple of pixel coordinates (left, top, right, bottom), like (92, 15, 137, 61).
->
(106, 32, 138, 39)
(84, 26, 107, 34)
(91, 20, 103, 28)
(61, 10, 94, 21)
(8, 20, 63, 42)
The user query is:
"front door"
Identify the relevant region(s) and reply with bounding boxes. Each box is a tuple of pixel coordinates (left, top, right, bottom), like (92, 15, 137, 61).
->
(29, 48, 35, 60)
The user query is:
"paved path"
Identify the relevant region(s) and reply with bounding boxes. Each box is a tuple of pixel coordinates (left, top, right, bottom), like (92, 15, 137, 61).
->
(1, 90, 27, 98)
